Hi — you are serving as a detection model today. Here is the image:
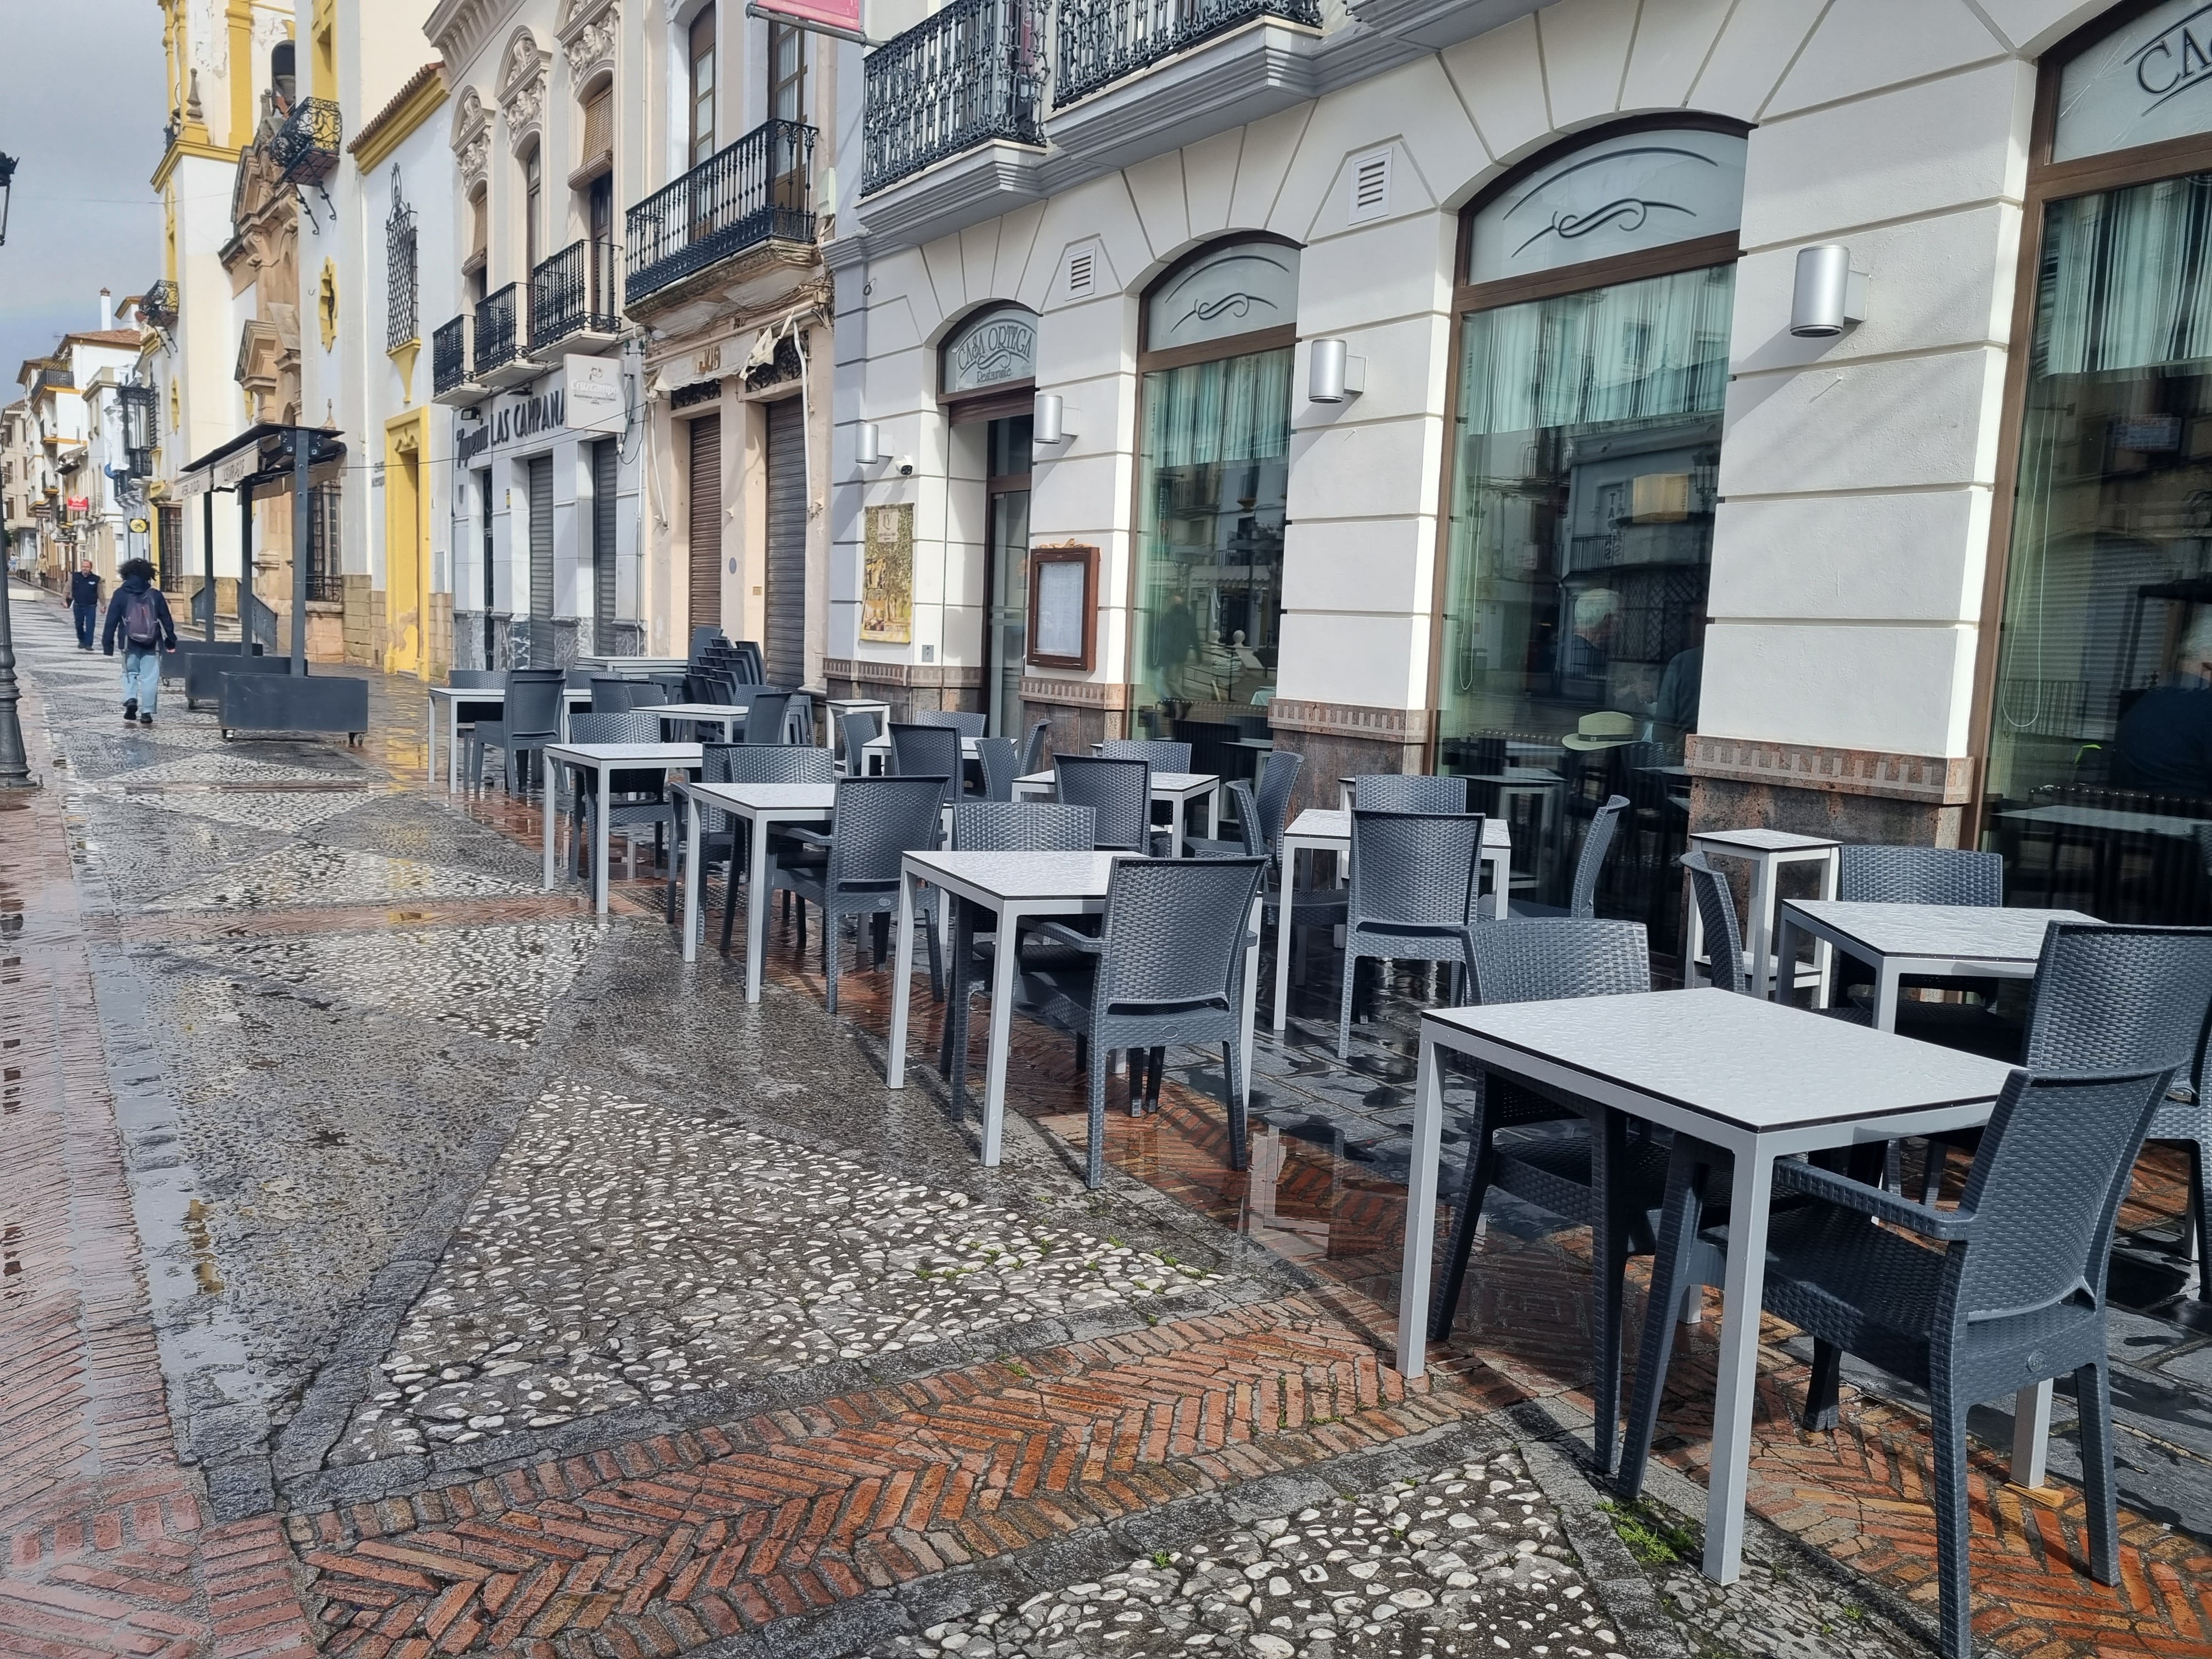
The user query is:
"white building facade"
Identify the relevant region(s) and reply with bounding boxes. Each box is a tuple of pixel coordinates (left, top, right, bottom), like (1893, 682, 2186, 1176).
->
(828, 0, 2212, 947)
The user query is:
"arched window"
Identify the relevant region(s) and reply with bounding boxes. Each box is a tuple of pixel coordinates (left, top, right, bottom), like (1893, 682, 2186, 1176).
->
(1131, 236, 1301, 739)
(1436, 120, 1747, 945)
(270, 40, 296, 110)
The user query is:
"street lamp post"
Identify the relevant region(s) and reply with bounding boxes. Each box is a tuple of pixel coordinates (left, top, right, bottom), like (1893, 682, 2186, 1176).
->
(0, 150, 33, 789)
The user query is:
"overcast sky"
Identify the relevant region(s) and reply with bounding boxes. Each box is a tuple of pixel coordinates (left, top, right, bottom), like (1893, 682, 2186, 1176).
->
(1, 0, 166, 389)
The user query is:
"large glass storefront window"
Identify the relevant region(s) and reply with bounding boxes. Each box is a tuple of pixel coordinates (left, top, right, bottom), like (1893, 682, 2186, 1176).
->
(1437, 262, 1734, 944)
(1983, 170, 2212, 922)
(1130, 239, 1298, 777)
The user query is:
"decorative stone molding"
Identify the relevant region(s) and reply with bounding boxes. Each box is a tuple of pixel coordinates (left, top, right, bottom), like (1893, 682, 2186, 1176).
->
(451, 86, 490, 191)
(1019, 675, 1127, 710)
(497, 28, 551, 154)
(824, 658, 984, 690)
(1685, 735, 1975, 806)
(1266, 698, 1432, 743)
(558, 0, 618, 84)
(425, 0, 509, 71)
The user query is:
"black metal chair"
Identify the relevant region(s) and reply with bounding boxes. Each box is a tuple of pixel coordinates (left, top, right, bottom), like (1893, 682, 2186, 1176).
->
(467, 668, 565, 794)
(1335, 809, 1489, 1059)
(1020, 857, 1268, 1188)
(565, 710, 676, 879)
(1053, 754, 1154, 853)
(1352, 774, 1467, 812)
(1624, 1066, 2177, 1659)
(774, 775, 946, 1014)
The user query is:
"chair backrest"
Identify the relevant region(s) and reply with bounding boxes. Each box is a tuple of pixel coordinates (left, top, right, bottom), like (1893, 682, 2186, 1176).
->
(743, 691, 793, 744)
(1946, 1066, 2176, 1330)
(732, 641, 766, 684)
(567, 709, 661, 746)
(566, 665, 599, 690)
(590, 676, 641, 713)
(447, 669, 501, 689)
(1466, 917, 1651, 1005)
(1838, 843, 2002, 906)
(1099, 738, 1192, 772)
(702, 742, 835, 786)
(784, 697, 815, 749)
(1347, 810, 1488, 929)
(1251, 748, 1305, 853)
(502, 668, 567, 737)
(889, 723, 964, 799)
(1097, 857, 1267, 1011)
(689, 624, 723, 664)
(827, 775, 948, 887)
(840, 709, 882, 772)
(1054, 754, 1151, 851)
(2021, 923, 2212, 1078)
(684, 672, 734, 706)
(1568, 794, 1630, 918)
(1221, 782, 1267, 856)
(916, 709, 986, 739)
(628, 682, 669, 708)
(1353, 774, 1468, 813)
(952, 800, 1097, 851)
(1679, 851, 1750, 995)
(1021, 719, 1051, 776)
(977, 736, 1019, 802)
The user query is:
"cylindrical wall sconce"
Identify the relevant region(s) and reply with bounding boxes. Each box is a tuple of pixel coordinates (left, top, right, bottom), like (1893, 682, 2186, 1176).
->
(854, 422, 882, 467)
(1789, 245, 1870, 338)
(1308, 338, 1366, 403)
(1034, 392, 1074, 445)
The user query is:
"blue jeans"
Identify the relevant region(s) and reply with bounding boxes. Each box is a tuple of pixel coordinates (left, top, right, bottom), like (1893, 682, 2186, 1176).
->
(72, 602, 96, 648)
(121, 646, 162, 717)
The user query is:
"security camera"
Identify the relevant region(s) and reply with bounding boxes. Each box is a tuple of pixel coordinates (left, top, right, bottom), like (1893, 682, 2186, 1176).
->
(895, 456, 915, 476)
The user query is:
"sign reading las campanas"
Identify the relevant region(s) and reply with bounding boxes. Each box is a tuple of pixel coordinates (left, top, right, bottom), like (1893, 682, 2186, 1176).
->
(2056, 0, 2212, 162)
(456, 357, 625, 466)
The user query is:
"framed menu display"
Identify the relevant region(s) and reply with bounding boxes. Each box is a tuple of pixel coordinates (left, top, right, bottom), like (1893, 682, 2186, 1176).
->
(1027, 543, 1097, 670)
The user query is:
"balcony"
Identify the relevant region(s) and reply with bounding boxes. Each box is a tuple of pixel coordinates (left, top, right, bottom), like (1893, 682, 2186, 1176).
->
(1055, 0, 1321, 106)
(625, 119, 816, 310)
(270, 97, 342, 187)
(431, 315, 487, 407)
(863, 0, 1046, 197)
(529, 239, 621, 357)
(142, 280, 179, 331)
(473, 284, 539, 390)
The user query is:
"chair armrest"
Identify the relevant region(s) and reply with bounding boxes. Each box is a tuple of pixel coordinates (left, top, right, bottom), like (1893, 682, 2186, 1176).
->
(1773, 1159, 1977, 1240)
(1028, 921, 1105, 953)
(781, 827, 835, 849)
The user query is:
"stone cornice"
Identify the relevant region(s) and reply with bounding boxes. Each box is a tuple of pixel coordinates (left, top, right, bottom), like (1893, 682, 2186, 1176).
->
(1019, 675, 1127, 710)
(426, 0, 508, 70)
(349, 63, 449, 174)
(1686, 735, 1976, 806)
(823, 658, 984, 690)
(151, 137, 240, 193)
(1266, 698, 1432, 742)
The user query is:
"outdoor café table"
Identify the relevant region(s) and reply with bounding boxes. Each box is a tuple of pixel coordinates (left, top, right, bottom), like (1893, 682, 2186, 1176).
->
(425, 684, 589, 793)
(651, 702, 751, 742)
(1011, 769, 1222, 857)
(571, 652, 689, 674)
(884, 849, 1263, 1167)
(1773, 900, 2099, 1031)
(1684, 828, 1840, 1000)
(1393, 986, 2018, 1585)
(672, 779, 837, 997)
(1272, 809, 1511, 1032)
(539, 741, 701, 915)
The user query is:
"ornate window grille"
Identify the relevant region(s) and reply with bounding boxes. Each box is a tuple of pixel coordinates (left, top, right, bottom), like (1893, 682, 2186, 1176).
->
(386, 169, 419, 349)
(305, 484, 342, 603)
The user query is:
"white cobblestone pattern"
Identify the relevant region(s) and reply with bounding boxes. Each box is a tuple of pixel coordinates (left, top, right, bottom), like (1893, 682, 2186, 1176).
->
(144, 844, 536, 911)
(874, 1454, 1621, 1657)
(86, 752, 364, 788)
(161, 921, 603, 1045)
(120, 785, 379, 836)
(331, 1080, 1226, 1463)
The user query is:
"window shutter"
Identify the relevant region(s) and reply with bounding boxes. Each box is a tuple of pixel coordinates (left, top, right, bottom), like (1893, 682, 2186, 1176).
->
(580, 89, 612, 176)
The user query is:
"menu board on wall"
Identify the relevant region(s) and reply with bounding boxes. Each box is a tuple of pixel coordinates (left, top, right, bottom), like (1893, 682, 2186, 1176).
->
(1028, 544, 1097, 670)
(861, 503, 913, 645)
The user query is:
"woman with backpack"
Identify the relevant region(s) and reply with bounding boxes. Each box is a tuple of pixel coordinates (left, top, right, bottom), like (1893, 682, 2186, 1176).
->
(101, 557, 178, 726)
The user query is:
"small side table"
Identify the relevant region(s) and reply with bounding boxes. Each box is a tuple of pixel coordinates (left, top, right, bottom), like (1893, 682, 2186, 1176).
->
(827, 698, 892, 774)
(1685, 827, 1840, 1001)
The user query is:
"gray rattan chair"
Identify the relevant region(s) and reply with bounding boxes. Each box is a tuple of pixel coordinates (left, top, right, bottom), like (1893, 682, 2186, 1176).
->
(742, 691, 793, 745)
(1568, 794, 1629, 918)
(467, 668, 565, 794)
(890, 723, 969, 806)
(1624, 1065, 2177, 1659)
(1053, 754, 1155, 853)
(1427, 919, 1716, 1475)
(1352, 774, 1467, 813)
(662, 743, 834, 924)
(1335, 809, 1489, 1060)
(977, 736, 1019, 802)
(1187, 750, 1303, 864)
(939, 803, 1101, 1078)
(840, 708, 882, 776)
(1208, 778, 1348, 1006)
(1680, 850, 1754, 994)
(448, 669, 501, 687)
(445, 669, 502, 755)
(1020, 856, 1268, 1188)
(1020, 720, 1051, 776)
(914, 709, 985, 739)
(774, 775, 946, 1014)
(565, 710, 675, 879)
(1099, 738, 1192, 771)
(1840, 843, 2004, 904)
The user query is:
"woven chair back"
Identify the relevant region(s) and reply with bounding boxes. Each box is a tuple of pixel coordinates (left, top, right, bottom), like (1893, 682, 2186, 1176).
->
(501, 668, 566, 738)
(1568, 794, 1629, 918)
(1467, 918, 1649, 1005)
(913, 709, 986, 738)
(1098, 857, 1266, 1009)
(2022, 923, 2212, 1081)
(742, 691, 793, 745)
(977, 736, 1020, 802)
(827, 776, 947, 887)
(703, 742, 834, 785)
(1839, 843, 2002, 906)
(952, 802, 1097, 851)
(1348, 810, 1486, 929)
(1099, 738, 1192, 772)
(1680, 851, 1751, 995)
(1353, 774, 1467, 813)
(1054, 755, 1150, 851)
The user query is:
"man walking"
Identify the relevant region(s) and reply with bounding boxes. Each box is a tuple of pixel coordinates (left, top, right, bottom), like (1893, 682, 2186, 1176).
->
(67, 560, 101, 650)
(101, 557, 177, 726)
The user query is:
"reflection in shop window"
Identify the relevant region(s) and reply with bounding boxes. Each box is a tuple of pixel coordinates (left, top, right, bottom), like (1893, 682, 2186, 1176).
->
(1984, 171, 2212, 923)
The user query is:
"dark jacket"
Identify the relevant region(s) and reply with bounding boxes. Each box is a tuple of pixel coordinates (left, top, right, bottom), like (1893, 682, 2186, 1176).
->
(69, 570, 102, 608)
(102, 577, 178, 654)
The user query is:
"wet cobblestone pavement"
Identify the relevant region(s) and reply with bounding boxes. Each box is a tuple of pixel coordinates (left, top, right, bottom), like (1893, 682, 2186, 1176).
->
(4, 584, 2212, 1658)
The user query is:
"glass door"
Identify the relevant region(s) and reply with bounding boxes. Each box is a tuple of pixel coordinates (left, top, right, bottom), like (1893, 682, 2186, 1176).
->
(984, 414, 1032, 737)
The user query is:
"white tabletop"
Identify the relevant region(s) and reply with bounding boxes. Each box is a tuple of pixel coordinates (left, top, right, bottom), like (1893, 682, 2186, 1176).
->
(572, 654, 688, 672)
(1286, 808, 1511, 847)
(685, 780, 837, 812)
(428, 684, 590, 699)
(653, 702, 752, 719)
(544, 741, 702, 765)
(1999, 805, 2207, 839)
(1018, 768, 1217, 793)
(1781, 900, 2098, 962)
(1424, 987, 2014, 1133)
(906, 849, 1122, 902)
(1694, 827, 1839, 852)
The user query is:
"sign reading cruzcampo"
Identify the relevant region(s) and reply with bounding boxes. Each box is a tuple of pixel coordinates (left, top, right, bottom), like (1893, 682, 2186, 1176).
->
(941, 304, 1039, 397)
(744, 0, 863, 44)
(2056, 0, 2212, 162)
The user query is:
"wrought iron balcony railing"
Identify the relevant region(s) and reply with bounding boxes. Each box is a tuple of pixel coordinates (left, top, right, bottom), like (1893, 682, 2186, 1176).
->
(142, 280, 180, 330)
(473, 285, 521, 377)
(31, 368, 73, 397)
(625, 119, 816, 305)
(1053, 0, 1321, 107)
(530, 239, 620, 351)
(431, 316, 473, 396)
(271, 97, 343, 186)
(863, 0, 1046, 196)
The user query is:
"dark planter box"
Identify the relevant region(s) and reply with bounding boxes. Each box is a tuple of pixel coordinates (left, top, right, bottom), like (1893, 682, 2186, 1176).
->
(162, 639, 264, 682)
(220, 674, 369, 744)
(185, 652, 292, 709)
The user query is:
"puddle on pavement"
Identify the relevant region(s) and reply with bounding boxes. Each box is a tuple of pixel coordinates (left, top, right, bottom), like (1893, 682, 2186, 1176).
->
(184, 1197, 225, 1294)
